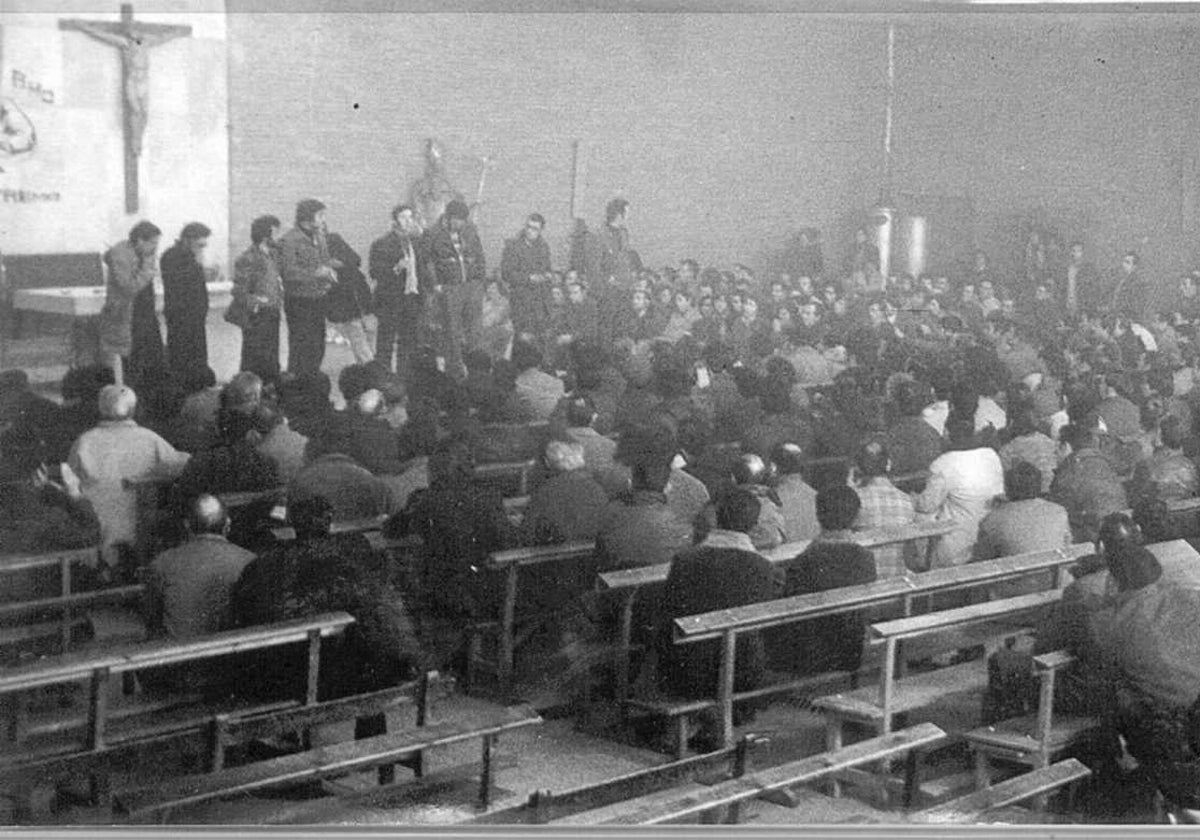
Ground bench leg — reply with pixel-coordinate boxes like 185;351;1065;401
825;718;844;799
902;748;920;809
972;750;990;791
673;715;689;760
477;733;495;810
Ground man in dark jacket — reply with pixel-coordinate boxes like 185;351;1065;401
370;204;432;379
767;485;877;677
657;487;779;748
426;199;485;379
323;232;374;364
160;222;212;383
501;213;553;337
278;199;337;376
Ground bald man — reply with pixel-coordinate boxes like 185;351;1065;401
143;493;255;641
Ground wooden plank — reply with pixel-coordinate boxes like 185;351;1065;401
811;660;989;721
964;715;1100;755
1032;650;1077;672
0;612;355;694
914;759;1091;822
222;685;416;744
488;541;595;570
0;585;144;623
674;545;1088;642
869;591;1060;643
0;547;98;576
581;723;946;826
114;706;542;818
271;517;387;541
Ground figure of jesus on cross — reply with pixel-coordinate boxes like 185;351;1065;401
60;3;191;213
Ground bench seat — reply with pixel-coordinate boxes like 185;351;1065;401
914;758;1091;823
964;714;1101;759
811;659;988;722
114;704;542;821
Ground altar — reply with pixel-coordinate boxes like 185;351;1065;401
4;281;233;369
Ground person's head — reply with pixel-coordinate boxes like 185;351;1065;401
523;213;545;243
894;379;936;418
855;440;891;480
184;493;229;538
179;222;211;259
429;436;475;487
973;250;988;271
1121;251;1139;274
444;199;470;231
979;279;995;300
1181;273;1198;296
631;288;649;313
566;279;586;304
288;494;334;540
679;259;698;284
391;203;420;236
605;197;629;228
565;395;597;429
1159;414;1186;450
221;371;263;414
816;484;862;532
355;388;385;418
251;214;281;247
128;220;162;257
1098;511;1142;558
544;439;586;474
295;198;327;233
1004;462;1042;502
741;295;759;321
630;457;672;493
511;338;543;373
548;283;565;306
1069;240;1084;262
713;294;729;317
732;453;772;487
98;384;137;421
1060;421;1098;453
714;487;762;534
770;442;805;476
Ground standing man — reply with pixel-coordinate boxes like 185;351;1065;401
370;204;430;379
98;220;164;387
161;222;212;383
588;198;635;290
231;215;283;381
1061;240;1099;315
427;199;485;379
278;199;337;376
501;212;553;339
1109;250;1146;322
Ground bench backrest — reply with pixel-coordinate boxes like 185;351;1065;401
489;541;596;570
0;547;99;578
0;611;354;694
0;585;145;625
869;589;1061;644
915;758;1091;823
673;544;1089;643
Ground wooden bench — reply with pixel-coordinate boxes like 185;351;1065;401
114;703;543;822
628;544;1089;757
0;585;146;659
468;541;597;698
963;650;1102;801
811;590;1063;799
912;758;1091;823
551;723;946;825
474;459;538;497
468;732;767;825
0;612;354;814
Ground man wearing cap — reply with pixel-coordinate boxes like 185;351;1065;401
427;199;485;379
278;199;337;376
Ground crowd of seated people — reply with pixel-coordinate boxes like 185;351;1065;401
5;237;1200;812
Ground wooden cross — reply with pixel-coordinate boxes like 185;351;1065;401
60;3;191;213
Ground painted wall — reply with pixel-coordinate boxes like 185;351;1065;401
227;12;888;275
0;4;228;275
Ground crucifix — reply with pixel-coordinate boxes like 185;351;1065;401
59;3;192;213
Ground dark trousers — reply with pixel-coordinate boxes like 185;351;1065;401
376;295;424;380
240;307;281;381
285;296;326;376
439;282;482;379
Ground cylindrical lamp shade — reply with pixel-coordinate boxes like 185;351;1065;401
871;206;894;283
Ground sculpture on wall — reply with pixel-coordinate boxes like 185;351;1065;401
0;98;37;171
59;3;192;212
409;138;463;230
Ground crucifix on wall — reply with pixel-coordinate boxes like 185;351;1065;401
59;3;192;213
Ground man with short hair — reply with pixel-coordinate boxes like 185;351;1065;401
974;463;1072;597
849;440;916;578
99;220;164;386
68;384;191;560
770;443;820;543
657;488;779;748
768;485;877;676
512;339;565;421
501;213;553;337
278;199;338;376
232;215;284;380
523;439;609;546
1129;414;1199;507
1061;240;1099;314
370;203;431;379
594;457;692;572
1049;420;1129;543
144;494;253;640
1109;250;1146;321
161;221;214;382
427;199;486;379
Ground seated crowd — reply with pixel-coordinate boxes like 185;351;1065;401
3;242;1200;813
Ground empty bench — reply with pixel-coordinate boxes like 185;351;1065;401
912;758;1091;823
114;703;543;822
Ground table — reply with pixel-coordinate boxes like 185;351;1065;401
8;282;233;368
